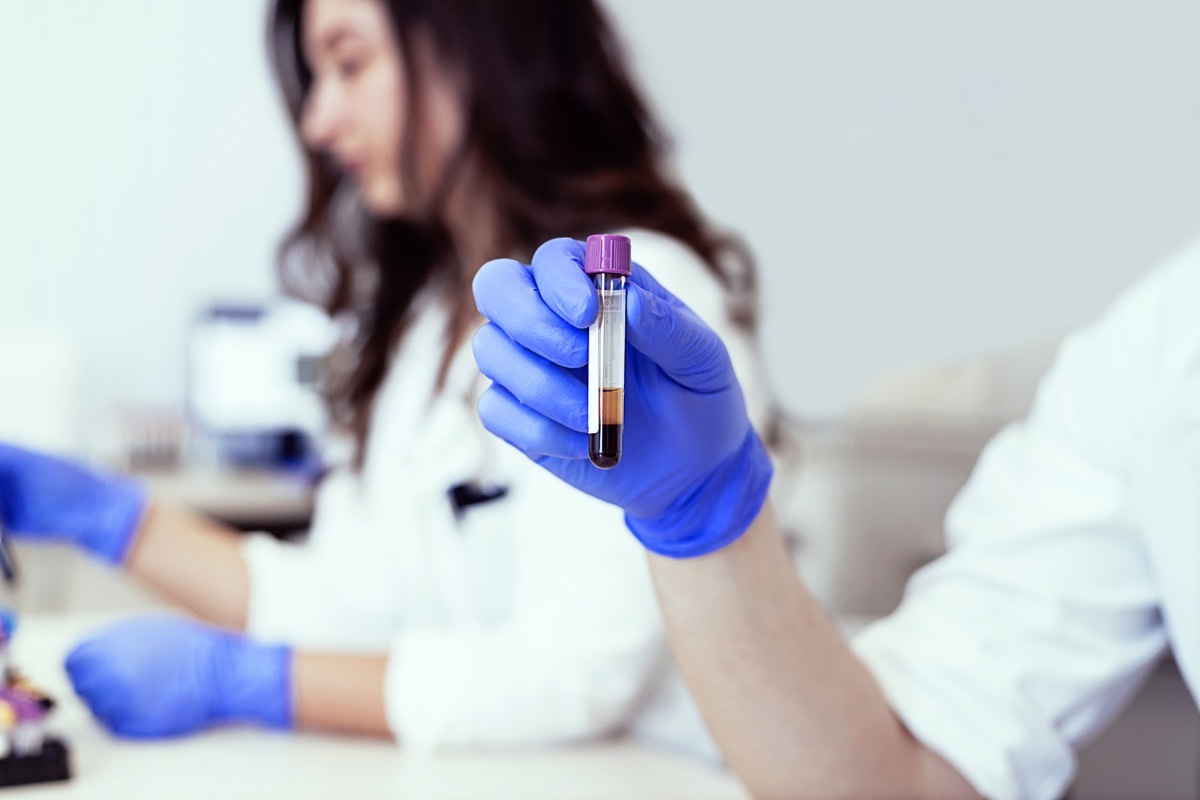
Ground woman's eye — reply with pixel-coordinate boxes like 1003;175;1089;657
337;57;365;79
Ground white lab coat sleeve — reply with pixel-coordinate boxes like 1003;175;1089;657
240;471;408;651
383;453;667;749
241;534;330;645
852;261;1185;800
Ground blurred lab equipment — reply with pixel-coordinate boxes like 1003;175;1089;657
186;300;336;474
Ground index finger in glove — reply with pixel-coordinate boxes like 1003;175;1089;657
473;257;589;369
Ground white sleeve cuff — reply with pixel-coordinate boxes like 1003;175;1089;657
383;625;653;752
383;628;482;752
853;618;1076;800
241;534;326;645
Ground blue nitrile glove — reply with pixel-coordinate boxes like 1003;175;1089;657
0;608;16;639
0;443;146;565
472;238;773;558
65;616;292;738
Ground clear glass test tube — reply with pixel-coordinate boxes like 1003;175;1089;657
585;234;631;469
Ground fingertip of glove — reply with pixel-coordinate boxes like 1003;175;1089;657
532;237;586;266
473;258;527;316
64;640;93;673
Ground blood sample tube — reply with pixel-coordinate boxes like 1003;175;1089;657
584;234;631;469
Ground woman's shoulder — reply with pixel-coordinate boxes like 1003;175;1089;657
619;229;713;290
616;228;773;427
616;228;731;331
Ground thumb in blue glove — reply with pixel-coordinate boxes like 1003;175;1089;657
0;443;146;565
65;616;292;738
472;237;773;558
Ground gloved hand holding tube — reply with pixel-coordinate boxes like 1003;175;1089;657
65;616;292;738
472;237;773;558
0;443;147;565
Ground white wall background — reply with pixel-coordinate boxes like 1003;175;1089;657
0;0;303;450
2;1;1199;451
609;0;1200;414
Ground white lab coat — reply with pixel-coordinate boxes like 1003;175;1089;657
240;229;770;755
854;237;1200;799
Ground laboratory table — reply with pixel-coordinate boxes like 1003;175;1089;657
5;614;749;799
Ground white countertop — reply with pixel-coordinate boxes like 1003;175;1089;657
7;614;749;800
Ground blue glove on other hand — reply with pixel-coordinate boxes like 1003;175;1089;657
0;443;146;565
472;238;773;558
66;616;292;738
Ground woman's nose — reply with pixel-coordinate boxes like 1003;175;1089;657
300;82;340;151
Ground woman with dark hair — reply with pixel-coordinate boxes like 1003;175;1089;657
0;0;770;750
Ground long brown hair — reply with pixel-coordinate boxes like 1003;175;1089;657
268;0;757;463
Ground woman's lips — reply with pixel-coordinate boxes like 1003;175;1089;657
340;158;367;178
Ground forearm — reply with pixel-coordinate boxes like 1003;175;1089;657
292;651;390;737
125;499;250;630
648;506;978;800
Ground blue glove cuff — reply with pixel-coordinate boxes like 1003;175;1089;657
625;431;774;559
84;477;149;566
211;636;294;730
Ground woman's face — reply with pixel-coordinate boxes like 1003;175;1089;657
300;0;463;217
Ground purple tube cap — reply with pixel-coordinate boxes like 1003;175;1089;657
0;690;44;722
584;234;632;277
